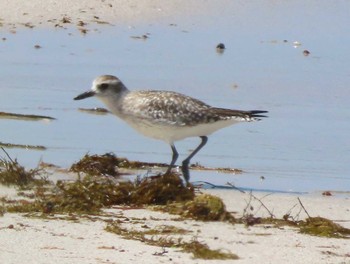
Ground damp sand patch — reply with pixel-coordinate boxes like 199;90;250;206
0;111;55;122
0;142;46;150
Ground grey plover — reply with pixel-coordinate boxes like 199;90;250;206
74;75;267;183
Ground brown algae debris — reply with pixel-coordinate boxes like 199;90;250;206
105;222;238;260
6;173;194;214
5;176;134;214
70;153;168;176
52;171;191;213
130;174;194;205
5;152;230;217
52;176;134;213
71;153;242;176
70;153;123;177
0;149;46;187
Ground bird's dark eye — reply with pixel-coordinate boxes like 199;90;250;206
99;83;109;91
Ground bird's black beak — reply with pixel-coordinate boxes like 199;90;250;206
74;90;96;100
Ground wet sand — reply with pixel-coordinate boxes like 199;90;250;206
0;0;234;30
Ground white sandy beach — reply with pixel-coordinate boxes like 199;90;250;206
1;1;350;263
1;186;349;264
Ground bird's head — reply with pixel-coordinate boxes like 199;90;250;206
74;75;126;100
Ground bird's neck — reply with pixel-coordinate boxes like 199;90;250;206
99;87;129;116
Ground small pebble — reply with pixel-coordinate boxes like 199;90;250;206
216;43;225;54
216;43;225;50
303;50;310;56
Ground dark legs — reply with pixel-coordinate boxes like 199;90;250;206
165;136;208;184
181;136;208;183
165;144;179;175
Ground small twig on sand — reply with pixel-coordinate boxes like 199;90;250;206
297;197;311;218
242;190;254;216
251;192;274;218
241;190;274;218
1;147;15;163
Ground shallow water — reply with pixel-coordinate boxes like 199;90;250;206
1;1;349;193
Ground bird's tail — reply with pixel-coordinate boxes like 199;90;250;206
248;110;268;119
207;108;268;122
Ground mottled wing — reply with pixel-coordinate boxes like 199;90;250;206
123;91;212;126
123;90;268;126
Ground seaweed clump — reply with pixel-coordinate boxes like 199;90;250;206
70;153;122;177
130;174;194;205
51;173;194;213
7;173;195;214
51;176;134;213
161;193;234;222
299;217;350;239
0;150;46;188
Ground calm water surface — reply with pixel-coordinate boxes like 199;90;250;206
1;1;349;193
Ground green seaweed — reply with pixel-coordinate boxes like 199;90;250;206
106;222;238;260
182;239;238;260
299;217;350;239
160;194;235;222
